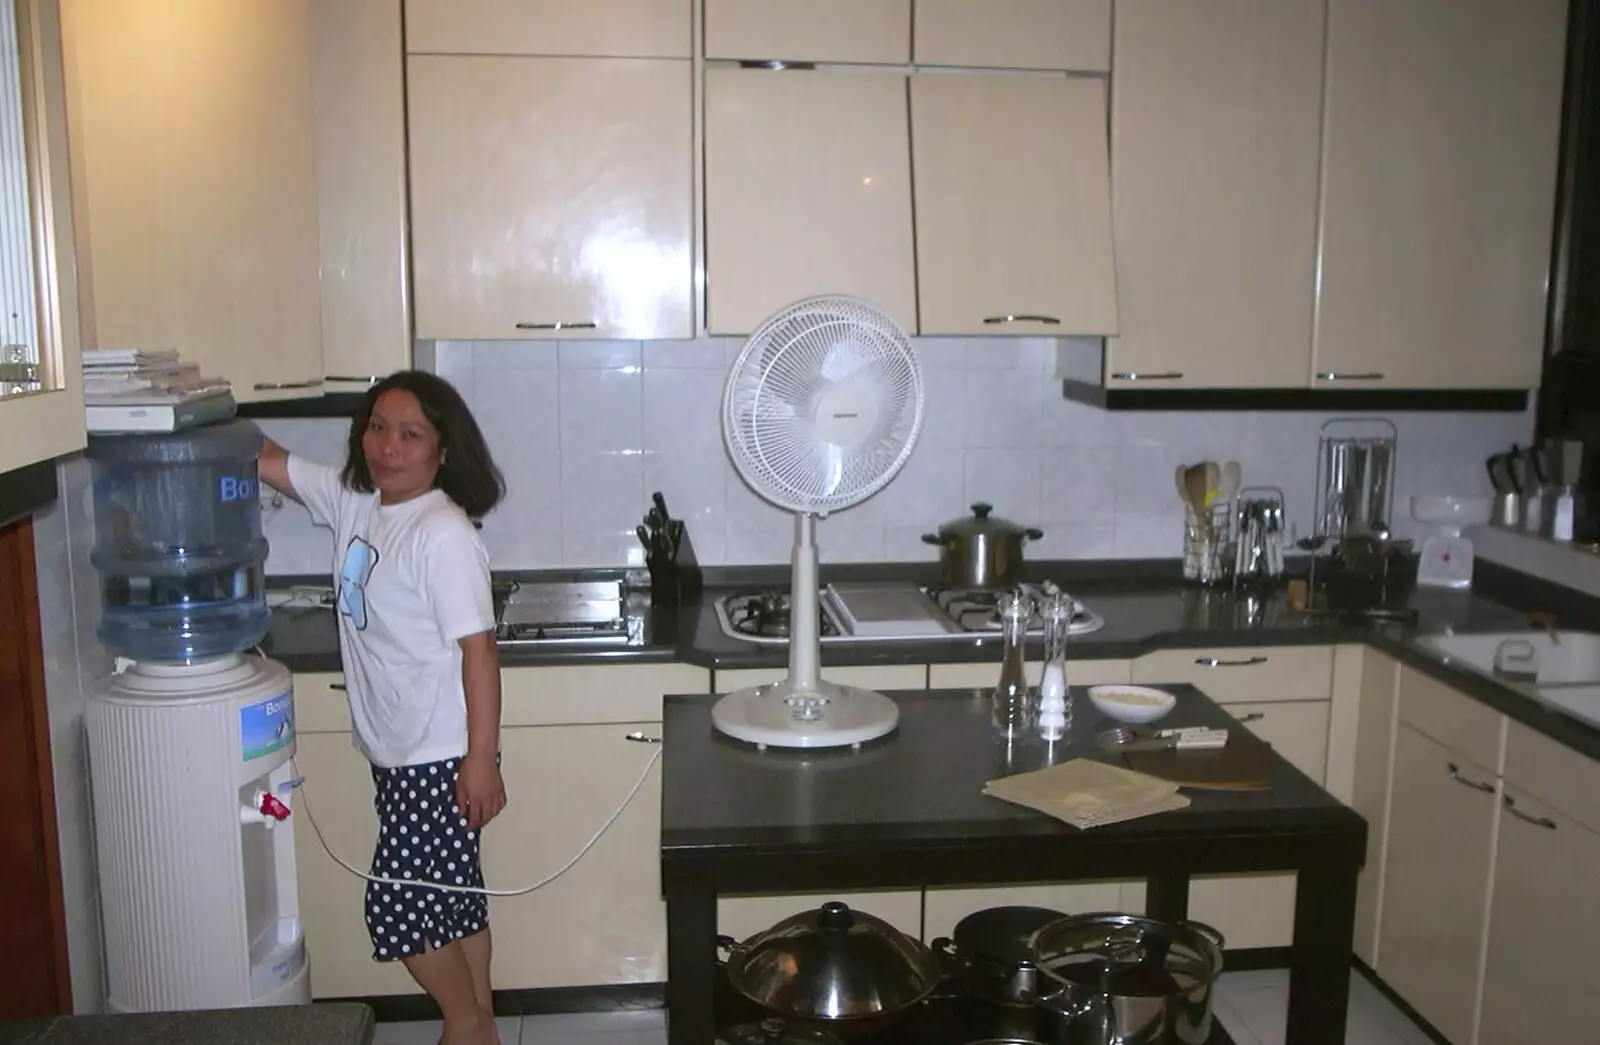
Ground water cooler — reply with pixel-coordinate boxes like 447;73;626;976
83;420;311;1012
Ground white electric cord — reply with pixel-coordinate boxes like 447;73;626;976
288;736;662;897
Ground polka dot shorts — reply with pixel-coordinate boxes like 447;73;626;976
365;757;488;962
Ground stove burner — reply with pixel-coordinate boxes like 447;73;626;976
927;584;1098;634
725;592;838;639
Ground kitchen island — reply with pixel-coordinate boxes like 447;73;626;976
660;685;1366;1045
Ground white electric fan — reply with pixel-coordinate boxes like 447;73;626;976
712;295;925;749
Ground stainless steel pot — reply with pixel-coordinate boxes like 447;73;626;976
718;902;943;1029
932;905;1066;1007
1026;913;1226;1045
922;503;1044;589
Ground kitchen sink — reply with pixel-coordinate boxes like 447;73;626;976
1416;630;1600;686
1533;684;1600;729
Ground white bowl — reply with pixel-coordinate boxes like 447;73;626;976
1087;685;1177;725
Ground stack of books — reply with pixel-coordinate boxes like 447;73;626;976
82;349;236;433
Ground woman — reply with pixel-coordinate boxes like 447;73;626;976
258;371;507;1045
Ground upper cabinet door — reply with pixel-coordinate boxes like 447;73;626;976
705;0;910;64
311;0;411;390
404;0;690;58
913;0;1110;72
63;0;324;402
1313;0;1568;390
407;57;693;341
911;73;1118;336
1107;0;1324;389
705;69;916;335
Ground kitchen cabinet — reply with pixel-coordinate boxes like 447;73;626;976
927;659;1130;689
406;56;693;342
1105;0;1323;390
910;73;1117;337
291;663;708;996
61;0;324;403
310;0;410;391
1377;667;1507;1045
912;0;1110;72
1478;720;1600;1045
1312;0;1568;390
0;0;86;476
705;0;910;65
1350;649;1400;968
404;0;690;59
1130;645;1334;704
704;68;916;335
714;664;926;694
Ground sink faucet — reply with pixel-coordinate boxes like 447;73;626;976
1529;612;1562;646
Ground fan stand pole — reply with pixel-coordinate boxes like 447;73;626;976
788;512;820;695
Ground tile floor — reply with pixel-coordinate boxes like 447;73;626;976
369;969;1434;1045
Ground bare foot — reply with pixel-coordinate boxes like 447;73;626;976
440;1008;499;1045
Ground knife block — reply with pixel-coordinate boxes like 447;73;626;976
647;520;702;609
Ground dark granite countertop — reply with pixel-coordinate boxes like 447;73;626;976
264;558;1600;766
0;1005;374;1045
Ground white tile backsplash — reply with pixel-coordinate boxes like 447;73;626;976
259;338;1536;572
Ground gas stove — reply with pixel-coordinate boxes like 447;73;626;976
715;581;1104;645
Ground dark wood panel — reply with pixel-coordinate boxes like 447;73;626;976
0;516;73;1017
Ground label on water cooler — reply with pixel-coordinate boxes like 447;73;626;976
240;689;294;762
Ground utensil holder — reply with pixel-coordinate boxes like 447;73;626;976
1183;502;1232;586
1232;486;1287;589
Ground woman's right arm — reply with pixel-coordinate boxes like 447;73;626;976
258;435;301;502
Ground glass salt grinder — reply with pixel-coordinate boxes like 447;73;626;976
991;591;1035;739
1038;592;1073;741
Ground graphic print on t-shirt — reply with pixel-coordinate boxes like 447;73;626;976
338;535;379;630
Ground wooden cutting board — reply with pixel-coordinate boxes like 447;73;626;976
1121;727;1276;791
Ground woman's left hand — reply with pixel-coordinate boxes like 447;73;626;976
456;752;507;829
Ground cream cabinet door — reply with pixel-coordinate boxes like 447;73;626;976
715;664;926;693
706;0;910;64
910;73;1117;337
1186;699;1330;950
913;0;1110;72
404;0;690;59
407;56;693;342
1351;650;1399;968
1107;0;1322;389
1312;0;1567;390
311;0;410;390
705;68;916;335
292;733;416;998
1478;786;1600;1045
63;0;324;402
1376;723;1498;1045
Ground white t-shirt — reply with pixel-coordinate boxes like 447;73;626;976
287;455;495;768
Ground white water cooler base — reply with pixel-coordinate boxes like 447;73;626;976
90;654;312;1011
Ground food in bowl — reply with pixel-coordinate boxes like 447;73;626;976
1087;684;1177;724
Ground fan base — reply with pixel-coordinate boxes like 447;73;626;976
710;678;900;750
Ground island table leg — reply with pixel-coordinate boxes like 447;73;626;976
665;889;718;1045
1145;871;1191;923
1288;865;1357;1045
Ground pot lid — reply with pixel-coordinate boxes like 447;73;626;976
715;1019;844;1045
951;905;1068;966
935;503;1030;539
727;902;939;1019
1028;914;1224;999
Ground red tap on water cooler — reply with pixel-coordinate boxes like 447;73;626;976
241;789;291;825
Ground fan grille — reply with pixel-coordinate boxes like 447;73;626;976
723;296;923;515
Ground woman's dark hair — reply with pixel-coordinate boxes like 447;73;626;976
342;370;505;519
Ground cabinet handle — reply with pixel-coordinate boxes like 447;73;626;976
1111;372;1185;381
1447;762;1495;793
325;375;381;386
983;314;1060;326
253;379;325;391
625;731;662;744
1315;372;1385;382
330;683;346;691
1503;795;1557;830
515;321;597;331
1235;711;1266;723
1194;656;1268;667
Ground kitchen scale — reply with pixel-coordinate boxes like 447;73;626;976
1412;495;1494;589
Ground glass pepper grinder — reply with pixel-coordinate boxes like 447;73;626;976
1038;592;1074;741
991;590;1036;739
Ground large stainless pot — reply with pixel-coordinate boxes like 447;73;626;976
718;902;943;1032
1026;913;1226;1045
922;503;1043;589
932;905;1066;1007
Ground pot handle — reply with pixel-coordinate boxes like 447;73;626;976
715;934;741;967
926;937;969;1001
921;533;947;546
1024;528;1044;541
